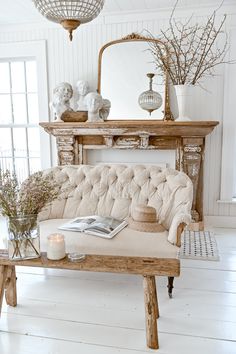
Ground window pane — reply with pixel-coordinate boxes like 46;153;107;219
0;128;12;156
0;57;43;180
14;158;28;183
0;95;12;124
12;94;27;123
13;128;27;157
11;62;25;93
0;63;10;93
28;127;40;157
0;157;13;172
29;158;41;174
26;61;37;93
28;93;39;123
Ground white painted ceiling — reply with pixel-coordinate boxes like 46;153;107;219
0;0;230;25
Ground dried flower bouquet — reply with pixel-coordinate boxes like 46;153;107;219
0;170;60;259
0;170;60;217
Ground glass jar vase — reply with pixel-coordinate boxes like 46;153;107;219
7;214;40;260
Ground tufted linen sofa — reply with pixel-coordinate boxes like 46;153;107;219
39;164;193;246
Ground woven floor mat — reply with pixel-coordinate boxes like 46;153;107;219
178;230;220;261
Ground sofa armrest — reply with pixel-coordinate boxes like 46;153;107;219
176;222;186;247
167;213;191;246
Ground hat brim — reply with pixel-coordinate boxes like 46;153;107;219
128;218;166;233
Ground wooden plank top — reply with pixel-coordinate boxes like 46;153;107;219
40;120;219;137
0;250;180;276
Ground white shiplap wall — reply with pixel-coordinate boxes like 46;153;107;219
0;4;236;221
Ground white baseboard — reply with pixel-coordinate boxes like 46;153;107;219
205;215;236;228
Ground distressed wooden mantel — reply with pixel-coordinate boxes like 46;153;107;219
40;120;219;222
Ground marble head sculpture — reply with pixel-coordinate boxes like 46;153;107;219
76;80;90;111
85;92;104;122
50;82;73;122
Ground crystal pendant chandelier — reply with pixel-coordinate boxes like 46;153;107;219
138;73;163;116
32;0;105;41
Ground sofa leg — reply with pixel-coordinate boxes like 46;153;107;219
143;275;159;349
167;277;174;298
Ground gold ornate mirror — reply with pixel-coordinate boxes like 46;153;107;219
97;33;172;121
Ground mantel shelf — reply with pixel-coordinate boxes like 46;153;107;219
40;120;219;137
40;119;219;223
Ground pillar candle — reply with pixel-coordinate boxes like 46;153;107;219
47;233;66;260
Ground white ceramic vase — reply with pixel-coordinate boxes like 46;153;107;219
174;84;194;121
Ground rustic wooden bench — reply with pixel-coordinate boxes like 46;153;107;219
0;250;180;350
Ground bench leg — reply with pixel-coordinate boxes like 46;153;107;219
0;265;8;316
151;276;159;318
5;266;17;307
143;275;159;349
0;265;17;316
167;277;174;298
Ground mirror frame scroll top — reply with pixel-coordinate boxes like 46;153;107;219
97;33;173;121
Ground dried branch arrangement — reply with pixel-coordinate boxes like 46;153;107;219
0;170;60;217
148;1;229;85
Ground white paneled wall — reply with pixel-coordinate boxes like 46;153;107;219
0;4;236;221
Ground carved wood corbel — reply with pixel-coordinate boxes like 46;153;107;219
56;135;76;165
104;135;114;148
140;134;150;149
182;138;204;222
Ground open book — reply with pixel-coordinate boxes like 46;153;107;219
58;215;128;239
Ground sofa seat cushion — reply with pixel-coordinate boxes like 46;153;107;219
40;219;179;259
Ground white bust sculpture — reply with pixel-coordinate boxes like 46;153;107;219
85;92;104;122
50;82;73;122
99;98;111;121
76;80;90;111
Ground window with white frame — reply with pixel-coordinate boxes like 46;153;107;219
0;59;40;181
0;41;51;182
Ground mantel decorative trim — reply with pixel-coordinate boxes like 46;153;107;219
40;120;219;223
122;32;151;40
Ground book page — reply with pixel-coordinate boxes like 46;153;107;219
59;215;128;238
59;216;96;231
85;217;122;234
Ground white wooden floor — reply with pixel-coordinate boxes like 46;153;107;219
1;227;236;354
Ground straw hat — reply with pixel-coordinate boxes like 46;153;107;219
129;204;165;233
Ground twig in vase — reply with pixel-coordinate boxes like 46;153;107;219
24;232;40;256
11;239;23;259
146;0;234;85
